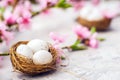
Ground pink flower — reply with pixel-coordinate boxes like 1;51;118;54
17;17;31;31
0;0;8;7
41;9;51;15
54;45;64;63
38;0;58;10
13;5;23;15
1;30;14;45
74;25;91;39
49;32;66;63
102;10;119;19
0;23;14;45
24;1;32;11
49;32;66;45
89;33;98;48
4;13;17;25
22;10;32;18
67;0;86;10
92;0;100;6
48;0;58;4
0;0;14;7
7;0;14;3
13;4;31;17
74;25;99;48
38;0;48;10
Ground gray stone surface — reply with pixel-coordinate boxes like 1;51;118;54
0;1;120;80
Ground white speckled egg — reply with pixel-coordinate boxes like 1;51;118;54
16;44;33;59
33;50;53;65
27;39;49;53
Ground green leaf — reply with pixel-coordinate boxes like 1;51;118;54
0;53;9;56
62;3;72;8
55;0;72;9
31;11;40;17
73;39;81;46
70;39;85;51
59;0;65;3
90;27;96;34
61;56;66;60
0;7;5;14
30;0;37;4
97;37;105;41
70;45;87;51
0;38;3;43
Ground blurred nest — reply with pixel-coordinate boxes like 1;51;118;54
9;41;58;75
77;17;112;31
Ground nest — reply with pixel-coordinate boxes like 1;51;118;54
9;41;58;75
77;17;112;31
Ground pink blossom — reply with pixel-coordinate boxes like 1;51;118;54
49;0;58;3
0;0;8;7
24;1;32;11
0;23;14;45
4;13;16;25
0;0;14;7
6;0;14;3
13;5;23;15
22;10;32;18
38;0;48;10
13;4;31;17
1;30;14;45
89;33;98;48
67;0;86;10
11;4;32;32
49;32;65;63
74;25;99;48
74;1;86;10
89;38;98;48
54;45;64;63
41;9;51;15
38;0;58;10
17;17;31;31
92;0;100;6
102;10;119;19
74;25;91;39
49;32;66;45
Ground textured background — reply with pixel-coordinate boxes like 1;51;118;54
0;1;120;80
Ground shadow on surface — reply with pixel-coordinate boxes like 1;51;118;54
17;70;56;79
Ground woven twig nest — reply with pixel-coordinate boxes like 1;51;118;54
77;17;112;31
9;41;58;75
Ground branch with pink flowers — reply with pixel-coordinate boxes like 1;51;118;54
0;0;73;45
0;0;119;56
0;0;80;56
2;0;117;48
0;24;105;57
49;25;105;51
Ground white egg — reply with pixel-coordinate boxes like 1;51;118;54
87;9;104;21
27;39;49;52
79;5;94;19
16;44;33;59
79;5;104;21
33;50;53;65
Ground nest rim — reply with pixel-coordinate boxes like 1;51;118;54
77;17;112;31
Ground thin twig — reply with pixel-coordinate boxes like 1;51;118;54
0;53;9;56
